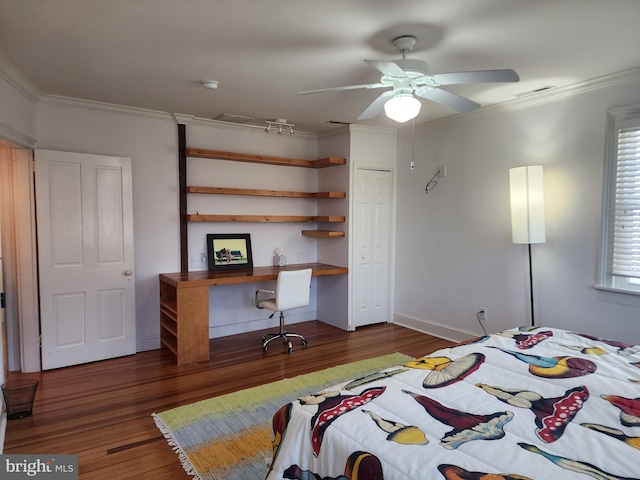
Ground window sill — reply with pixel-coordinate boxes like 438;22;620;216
593;285;640;307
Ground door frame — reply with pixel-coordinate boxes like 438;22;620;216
0;142;40;372
349;162;397;330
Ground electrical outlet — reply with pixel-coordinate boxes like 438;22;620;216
478;307;487;322
190;253;208;270
410;161;415;170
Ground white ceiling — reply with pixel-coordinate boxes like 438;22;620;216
1;0;639;133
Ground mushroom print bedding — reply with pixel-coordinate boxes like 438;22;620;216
266;327;640;480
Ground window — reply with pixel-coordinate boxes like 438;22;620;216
599;105;640;294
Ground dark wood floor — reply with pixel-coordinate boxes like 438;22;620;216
3;321;454;479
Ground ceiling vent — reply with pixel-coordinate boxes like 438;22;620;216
213;113;254;124
514;86;555;98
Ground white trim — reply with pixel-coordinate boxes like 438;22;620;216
38;97;322;138
188;115;317;139
598;104;640;289
39;95;175;123
173;113;195;125
136;335;161;353
0;120;36;148
594;285;640;297
393;314;479;343
0;47;41;104
422;67;640;128
594;285;640;308
211;310;316;339
316;124;351;140
349;125;398;138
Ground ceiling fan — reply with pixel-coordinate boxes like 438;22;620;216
298;35;520;123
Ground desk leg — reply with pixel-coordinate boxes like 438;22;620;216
176;286;210;365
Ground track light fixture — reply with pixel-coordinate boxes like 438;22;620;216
265;119;295;135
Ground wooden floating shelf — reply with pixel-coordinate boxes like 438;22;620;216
186;148;346;168
186;214;345;223
301;230;346;238
186;186;346;198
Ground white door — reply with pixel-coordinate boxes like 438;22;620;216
352;168;392;328
35;149;135;370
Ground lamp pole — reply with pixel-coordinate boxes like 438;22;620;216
528;243;535;327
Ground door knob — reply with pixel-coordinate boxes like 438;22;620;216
124;270;133;276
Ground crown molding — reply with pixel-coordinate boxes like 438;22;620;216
349;124;397;138
173;113;194;125
498;66;640;113
34;94;319;139
0;48;41;104
313;124;351;140
185;115;316;139
0;120;37;148
422;66;640;128
39;94;176;123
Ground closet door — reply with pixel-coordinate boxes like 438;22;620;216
352;167;392;328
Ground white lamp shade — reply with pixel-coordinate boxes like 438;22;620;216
384;94;421;123
509;165;546;244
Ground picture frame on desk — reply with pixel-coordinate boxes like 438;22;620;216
207;233;254;271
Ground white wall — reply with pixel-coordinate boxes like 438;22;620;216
316;127;351;329
394;70;640;344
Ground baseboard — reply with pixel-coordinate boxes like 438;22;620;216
393;314;479;343
136;335;161;353
136;311;318;353
210;311;316;338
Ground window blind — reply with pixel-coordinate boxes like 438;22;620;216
612;125;640;277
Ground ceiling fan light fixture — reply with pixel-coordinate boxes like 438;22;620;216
384;93;421;123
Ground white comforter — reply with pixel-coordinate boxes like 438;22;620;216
266;327;640;480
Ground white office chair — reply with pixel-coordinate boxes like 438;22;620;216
255;268;312;353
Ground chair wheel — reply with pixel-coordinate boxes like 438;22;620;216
263;345;268;352
301;339;308;346
287;341;293;354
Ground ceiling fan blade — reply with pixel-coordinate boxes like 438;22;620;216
430;69;519;85
364;59;407;78
297;83;386;94
357;90;396;120
415;87;481;113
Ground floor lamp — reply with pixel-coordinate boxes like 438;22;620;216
509;166;546;327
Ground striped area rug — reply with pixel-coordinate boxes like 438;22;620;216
152;353;412;480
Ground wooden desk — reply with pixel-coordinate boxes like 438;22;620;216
159;263;348;365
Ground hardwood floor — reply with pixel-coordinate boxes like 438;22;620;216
3;321;454;479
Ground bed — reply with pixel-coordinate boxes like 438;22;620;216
266;327;640;480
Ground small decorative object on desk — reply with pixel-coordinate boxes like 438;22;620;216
273;246;286;267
